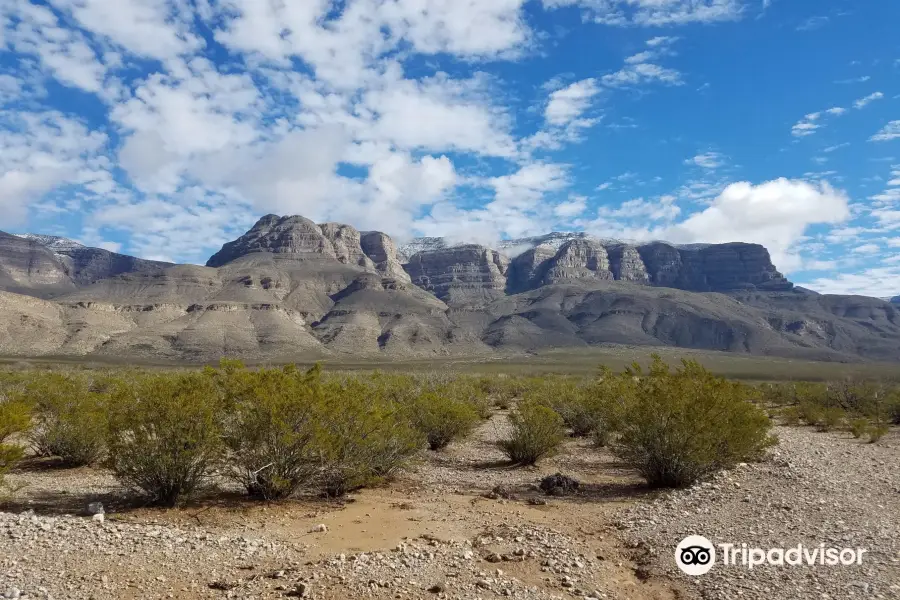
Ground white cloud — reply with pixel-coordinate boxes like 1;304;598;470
852;243;881;254
791;107;848;137
801;268;900;298
665;179;849;271
823;142;849;153
553;195;588;218
796;15;828;31
685;152;725;170
585;179;849;272
7;1;107;94
545;79;600;126
792;113;821;137
835;76;870;84
602;63;683;87
0;110;110;227
541;0;743;26
870;121;900;142
48;0;204;61
854;92;884;109
361;73;517;157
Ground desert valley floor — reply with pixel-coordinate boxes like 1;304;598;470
2;410;898;600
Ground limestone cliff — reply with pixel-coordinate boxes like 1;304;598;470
403;244;508;304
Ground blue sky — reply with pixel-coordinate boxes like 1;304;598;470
0;0;899;296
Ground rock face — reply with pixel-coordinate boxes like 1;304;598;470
607;244;650;283
505;238;788;294
206;215;409;282
638;242;793;292
0;231;76;297
403;245;509;304
360;231;412;283
319;223;375;269
207;215;338;267
539;240;615;286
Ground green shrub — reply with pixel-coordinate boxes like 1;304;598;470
407;392;480;451
868;425;889;444
0;398;31;488
817;407;845;432
887;392;900;425
106;373;224;507
315;379;422;497
780;406;801;426
220;365;323;500
799;401;824;426
25;374;108;466
611;356;775;489
499;401;566;465
536;380;599;437
849;418;869;439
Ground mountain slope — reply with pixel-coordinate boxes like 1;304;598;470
0;215;897;362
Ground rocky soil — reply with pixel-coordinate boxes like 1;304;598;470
1;417;897;600
619;426;900;599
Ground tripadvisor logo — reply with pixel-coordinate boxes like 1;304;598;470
675;536;867;575
675;536;716;575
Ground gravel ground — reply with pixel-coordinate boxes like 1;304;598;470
1;417;897;600
618;425;900;599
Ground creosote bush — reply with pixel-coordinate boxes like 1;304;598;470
407;392;480;451
849;418;870;439
315;378;422;497
218;364;324;500
106;372;224;507
25;373;108;467
0;397;31;489
499;400;566;465
611;356;775;489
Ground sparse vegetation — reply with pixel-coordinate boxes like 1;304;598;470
0;396;30;490
106;372;224;507
0;356;894;504
406;391;480;451
849;418;870;439
219;364;324;500
610;356;776;489
24;373;108;467
499;400;566;465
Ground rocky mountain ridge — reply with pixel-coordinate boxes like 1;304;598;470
0;231;171;297
0;215;896;362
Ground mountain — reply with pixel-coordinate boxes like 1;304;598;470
0;215;897;362
1;231;172;294
892;296;900;304
0;231;77;298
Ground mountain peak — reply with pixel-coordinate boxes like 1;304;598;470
15;233;85;252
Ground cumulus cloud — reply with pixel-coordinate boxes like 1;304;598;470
662;179;850;270
582;179;850;273
544;79;599;126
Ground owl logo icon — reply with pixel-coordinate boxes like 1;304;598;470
675;535;716;575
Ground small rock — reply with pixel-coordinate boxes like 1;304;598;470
287;582;309;597
309;524;327;533
92;513;105;523
85;502;105;516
